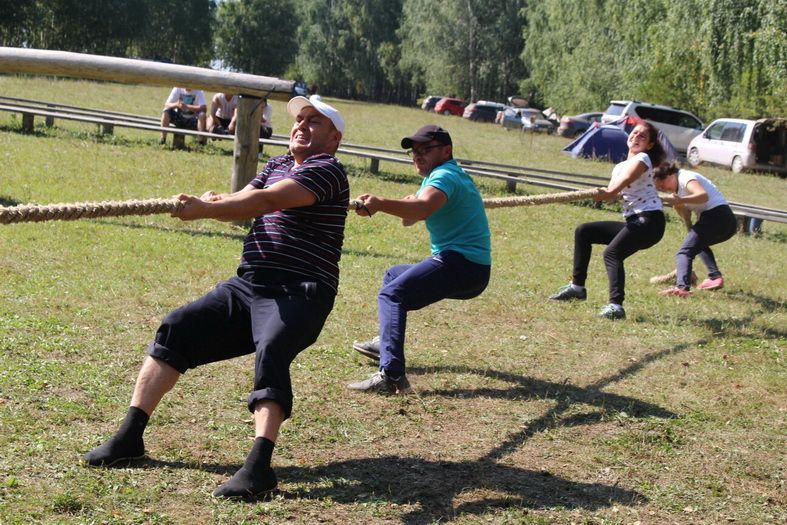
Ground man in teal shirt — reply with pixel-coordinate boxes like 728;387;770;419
348;125;491;394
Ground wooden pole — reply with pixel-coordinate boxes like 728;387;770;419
232;96;263;192
21;112;34;132
231;96;263;227
0;47;295;101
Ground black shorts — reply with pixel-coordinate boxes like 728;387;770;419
147;271;335;418
165;108;198;130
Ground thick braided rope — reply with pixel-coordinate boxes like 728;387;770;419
481;187;604;209
349;187;605;211
2;188;604;224
0;198;184;224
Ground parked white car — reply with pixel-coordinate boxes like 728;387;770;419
602;100;704;153
687;118;787;174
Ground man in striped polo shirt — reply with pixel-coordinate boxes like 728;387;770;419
83;95;348;501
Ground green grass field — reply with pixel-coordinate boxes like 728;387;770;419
0;76;784;525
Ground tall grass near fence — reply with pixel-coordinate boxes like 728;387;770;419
0;76;785;524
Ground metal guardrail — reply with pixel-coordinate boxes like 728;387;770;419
1;97;785;225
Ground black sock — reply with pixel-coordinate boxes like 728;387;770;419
116;406;150;443
243;437;275;472
83;407;148;466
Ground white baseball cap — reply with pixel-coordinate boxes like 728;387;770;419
287;95;345;134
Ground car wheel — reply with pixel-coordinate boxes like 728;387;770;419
687;147;701;167
731;156;744;173
442;110;451;116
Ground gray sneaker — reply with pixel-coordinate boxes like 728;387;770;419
597;304;626;320
352;336;380;362
549;284;587;301
347;370;412;395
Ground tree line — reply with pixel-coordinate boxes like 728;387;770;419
1;0;784;121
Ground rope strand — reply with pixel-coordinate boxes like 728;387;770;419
1;188;604;224
0;198;183;224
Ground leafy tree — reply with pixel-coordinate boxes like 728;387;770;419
0;0;37;47
215;0;299;76
134;0;216;65
400;0;525;103
522;0;785;119
294;0;406;102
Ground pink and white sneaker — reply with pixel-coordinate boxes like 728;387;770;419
697;277;724;290
660;287;693;298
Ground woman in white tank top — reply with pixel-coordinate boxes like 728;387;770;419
653;162;737;296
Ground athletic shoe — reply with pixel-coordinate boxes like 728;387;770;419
83;436;145;467
352;336;380;362
697;277;724;290
660;287;693;298
347;370;412;395
549;284;587;301
213;466;278;501
596;304;626;320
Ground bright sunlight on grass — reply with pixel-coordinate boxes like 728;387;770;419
0;76;784;525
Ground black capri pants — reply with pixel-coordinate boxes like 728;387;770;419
572;210;665;305
147;271;335;419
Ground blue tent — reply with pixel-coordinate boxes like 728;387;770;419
563;116;677;163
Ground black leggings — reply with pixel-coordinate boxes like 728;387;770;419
572;211;665;304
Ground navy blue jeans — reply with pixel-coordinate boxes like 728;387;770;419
377;251;490;377
676;205;736;289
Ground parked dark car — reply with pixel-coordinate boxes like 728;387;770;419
557;112;603;138
462;101;505;122
434;97;467;116
421;95;442;111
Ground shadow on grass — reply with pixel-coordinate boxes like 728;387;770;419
276;455;643;523
133;455;642;523
0;195;21;206
680;290;786;340
122;344;694;522
412;342;689;463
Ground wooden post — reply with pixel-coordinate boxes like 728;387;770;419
22;112;34;132
369;158;380;174
45;104;54;127
101;123;114;135
172;133;186;150
506;180;517;193
231;95;263;226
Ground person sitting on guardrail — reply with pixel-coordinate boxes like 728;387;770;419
348;125;492;394
653;162;736;296
207;92;237;135
549;121;667;320
84;95;348;502
160;87;207;144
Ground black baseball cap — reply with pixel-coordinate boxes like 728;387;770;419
401;125;452;149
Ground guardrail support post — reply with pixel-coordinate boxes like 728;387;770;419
736;215;751;234
22;112;34;132
45;104;54;127
369;158;379;174
172;133;186;149
101;123;114;135
506;180;517;192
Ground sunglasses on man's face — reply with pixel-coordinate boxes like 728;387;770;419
406;143;444;157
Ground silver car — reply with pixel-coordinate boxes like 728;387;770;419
602;100;704;153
